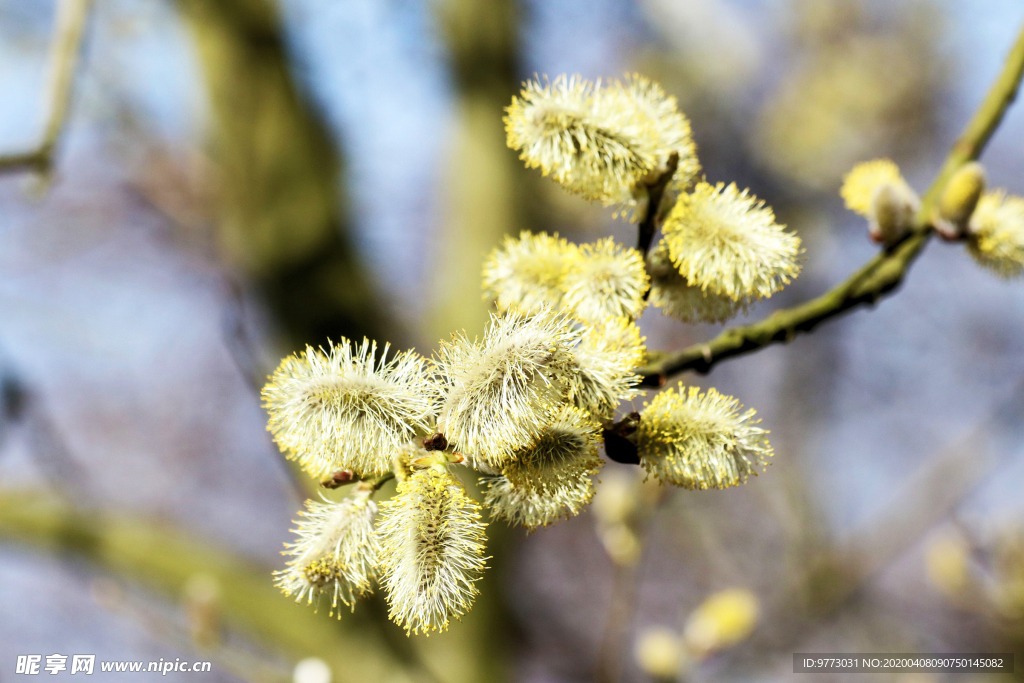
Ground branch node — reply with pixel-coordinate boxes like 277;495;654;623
701;345;712;363
602;412;642;465
320;469;356;489
422;432;448;451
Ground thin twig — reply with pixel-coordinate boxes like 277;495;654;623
0;0;93;175
636;154;679;258
371;471;395;491
214;275;318;503
639;20;1024;386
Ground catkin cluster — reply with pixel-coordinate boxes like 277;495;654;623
265;305;644;633
505;73;804;323
265;73;793;635
841;157;1024;277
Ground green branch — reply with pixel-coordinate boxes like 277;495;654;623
639;18;1024;386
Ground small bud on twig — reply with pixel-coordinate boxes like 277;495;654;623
422;432;448;451
869;182;919;246
935;162;986;239
319;469;356;489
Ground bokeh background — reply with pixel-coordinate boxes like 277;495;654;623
1;0;1024;681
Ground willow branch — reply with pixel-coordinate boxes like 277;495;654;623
0;0;92;175
639;20;1024;386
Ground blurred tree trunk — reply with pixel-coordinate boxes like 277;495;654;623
427;0;526;340
172;2;521;680
176;0;385;349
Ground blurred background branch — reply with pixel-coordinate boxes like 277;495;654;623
0;0;92;176
0;490;437;683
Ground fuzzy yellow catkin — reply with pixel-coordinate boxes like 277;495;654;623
938;162;986;230
661;182;802;301
839;159;921;244
482;231;576;313
274;491;379;616
505;75;652;204
434;308;581;468
608;74;699;180
482;404;603;530
647;241;748;324
967;190;1024;277
870;181;918;246
637;384;772;490
262;339;437;477
376;466;488;635
561;237;649;323
564;316;645;422
603;74;702;218
504;74;699;219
